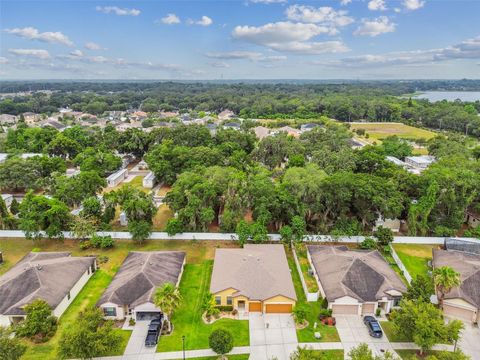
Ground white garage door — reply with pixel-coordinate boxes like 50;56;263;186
443;304;476;323
332;304;359;315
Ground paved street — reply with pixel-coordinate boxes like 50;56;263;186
249;313;299;360
123;321;156;356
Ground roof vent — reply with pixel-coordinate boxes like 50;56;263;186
36;264;43;270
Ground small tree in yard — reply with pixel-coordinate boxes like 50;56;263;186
433;266;461;309
209;329;233;359
403;274;435;303
292;305;308;326
0;326;26;360
348;343;398;360
374;226;394;247
15;299;57;343
154;283;182;333
280;225;293;248
391;300;463;355
236;219;250;247
202;293;220;320
291;215;306;243
58;307;122;360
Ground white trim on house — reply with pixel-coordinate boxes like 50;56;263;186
106;169;128;188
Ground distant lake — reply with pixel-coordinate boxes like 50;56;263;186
413;91;480;102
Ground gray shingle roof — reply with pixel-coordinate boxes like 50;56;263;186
432;249;480;308
445;238;480;255
210;244;297;301
0;252;95;315
97;251;185;307
307;246;407;302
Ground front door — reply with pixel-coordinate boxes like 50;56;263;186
238;301;246;311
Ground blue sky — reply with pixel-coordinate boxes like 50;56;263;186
0;0;479;79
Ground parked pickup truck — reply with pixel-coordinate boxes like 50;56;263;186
145;317;163;347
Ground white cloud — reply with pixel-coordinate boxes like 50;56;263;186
89;55;109;63
368;0;387;11
70;49;83;57
210;61;230;68
354;16;396;37
403;0;425;10
232;21;349;54
95;6;140;16
285;5;354;28
85;42;104;50
4;27;73;46
205;51;262;60
8;48;51;59
259;55;287;62
160;13;180;25
249;0;287;3
191;16;213;26
0;57;8;64
326;36;480;68
340;0;352;5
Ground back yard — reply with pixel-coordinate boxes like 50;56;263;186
392;244;439;279
350;122;436;143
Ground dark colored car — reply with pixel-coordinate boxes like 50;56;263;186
363;316;383;338
145;319;162;347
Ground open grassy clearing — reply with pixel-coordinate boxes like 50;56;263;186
173;355;250;360
285;248;340;343
294;244;319;292
350;123;436;142
396;350;445;359
0;238;242;358
392;244;439;279
157;261;249;352
102;175;150;194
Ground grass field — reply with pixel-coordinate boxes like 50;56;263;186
157;261;249;352
0;238;241;359
396;350;445;359
102;175;150;194
392;244;439;279
286;248;340;343
380;321;410;342
350;123;436;142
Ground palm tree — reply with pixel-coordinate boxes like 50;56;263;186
433;266;461;309
154;282;182;333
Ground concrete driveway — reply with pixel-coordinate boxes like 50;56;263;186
249;313;298;360
336;315;396;359
459;323;480;360
123;320;156;357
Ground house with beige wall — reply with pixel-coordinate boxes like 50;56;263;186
307;246;406;316
432;249;480;323
97;251;185;321
0;252;96;327
210;244;296;314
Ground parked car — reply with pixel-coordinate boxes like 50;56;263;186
145;318;162;347
363;316;383;338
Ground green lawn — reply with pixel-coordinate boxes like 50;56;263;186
21;270;131;360
380;321;410;342
392;244;438;279
299;349;344;360
157;261;249;352
350;123;436;143
294;244;319;292
286;248;340;343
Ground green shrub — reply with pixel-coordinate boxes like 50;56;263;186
90;235;115;249
79;240;91;250
209;329;233;356
216;305;234;312
360;237;377;249
318;308;332;319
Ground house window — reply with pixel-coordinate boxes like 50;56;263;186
226;297;233;306
67;291;71;300
393;297;401;307
215;296;221;306
103;307;117;317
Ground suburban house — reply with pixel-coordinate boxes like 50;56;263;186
143;171;156;188
307;246;407;315
0;252;96;326
445;238;480;256
273;126;301;138
106;168;128;188
218;109;235;121
22;112;40;125
210;244;297;313
97;251;186;321
222;122;241;131
465;209;480;228
253;126;270;140
405;155;436;170
0;114;18;125
432;249;480;323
